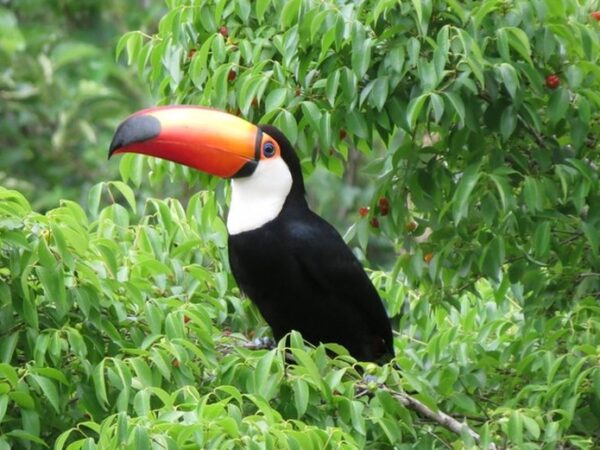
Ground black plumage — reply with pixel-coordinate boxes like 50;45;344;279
228;126;394;362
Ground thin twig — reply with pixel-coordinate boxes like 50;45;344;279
517;116;547;149
357;382;499;450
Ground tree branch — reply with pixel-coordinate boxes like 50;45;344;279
358;382;499;450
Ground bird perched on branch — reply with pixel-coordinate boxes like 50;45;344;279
109;105;394;362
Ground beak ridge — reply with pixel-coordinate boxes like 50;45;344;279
108;115;161;158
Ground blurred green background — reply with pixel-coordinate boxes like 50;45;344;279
1;0;389;262
1;0;160;210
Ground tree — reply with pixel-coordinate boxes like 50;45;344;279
1;0;599;448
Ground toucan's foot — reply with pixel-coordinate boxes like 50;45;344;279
363;374;378;384
244;336;276;350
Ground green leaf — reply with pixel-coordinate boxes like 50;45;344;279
29;375;60;413
500;105;517;141
253;350;277;399
443;91;465;126
9;391;34;409
370;77;389;111
406;94;429;129
488;172;513;211
351;28;372;79
6;430;46;446
125;32;143;66
54;429;75;450
473;0;502;28
300;101;321;132
238;75;261;116
133;425;150;450
87;182;104;218
256;0;271;21
523;177;544;212
0;396;8;426
293;379;309;418
480;237;505;280
522;415;541;439
67;327;88;359
452;163;481;223
212;35;227;65
92;360;108;408
119;154;144;188
0;8;24;54
108;181;136;214
214;0;227;24
582;222;600;256
497;63;519;98
309;10;328;42
0;365;17;390
37;237;56;269
116;31;135;60
593;369;600;399
133;390;150;417
29;367;69;386
265;88;287;114
506;27;533;65
290;348;328;399
234;0;251;22
533;222;551;258
548;87;570;125
275;110;298;144
347;111;368;139
508;411;524;444
325;70;340;107
429;93;444;123
319;111;332;151
280;0;301;28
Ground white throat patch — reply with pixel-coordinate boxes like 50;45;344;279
227;158;292;235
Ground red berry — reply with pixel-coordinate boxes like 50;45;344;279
545;74;560;90
591;11;600;21
228;69;237;82
369;217;380;228
339;129;347;140
423;252;433;263
219;26;229;37
378;197;390;216
405;221;417;232
359;206;369;217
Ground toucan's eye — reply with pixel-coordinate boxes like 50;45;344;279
263;142;276;158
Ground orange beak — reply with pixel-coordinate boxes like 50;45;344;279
108;105;279;178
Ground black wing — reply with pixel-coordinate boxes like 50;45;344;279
283;210;394;361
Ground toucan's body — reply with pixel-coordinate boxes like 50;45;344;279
109;106;394;362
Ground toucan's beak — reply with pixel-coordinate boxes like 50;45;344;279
108;105;278;178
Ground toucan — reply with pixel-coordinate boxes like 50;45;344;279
109;106;394;362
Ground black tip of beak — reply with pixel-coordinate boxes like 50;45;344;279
108;115;162;159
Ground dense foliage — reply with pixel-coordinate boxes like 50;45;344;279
1;0;600;448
